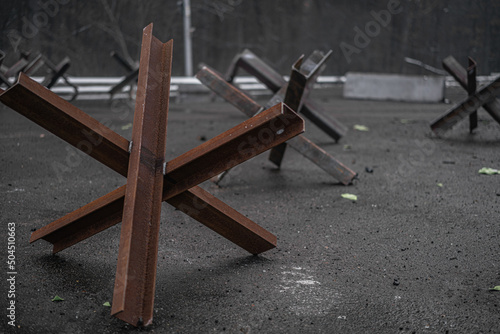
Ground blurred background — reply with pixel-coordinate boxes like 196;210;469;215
1;0;499;77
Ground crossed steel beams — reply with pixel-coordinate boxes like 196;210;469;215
225;49;348;142
0;25;305;327
430;56;500;135
197;60;356;185
0;51;78;100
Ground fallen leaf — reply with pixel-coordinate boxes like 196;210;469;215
103;301;111;307
479;167;500;175
437;183;443;187
489;286;500;291
343;144;351;150
52;295;64;302
353;124;369;131
400;119;413;124
121;123;133;130
341;193;358;201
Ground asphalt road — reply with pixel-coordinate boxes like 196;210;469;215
1;86;499;333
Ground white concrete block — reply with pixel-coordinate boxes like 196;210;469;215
343;72;445;103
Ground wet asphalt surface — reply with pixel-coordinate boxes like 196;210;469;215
1;86;500;333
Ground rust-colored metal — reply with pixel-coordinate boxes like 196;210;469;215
109;51;139;97
109;68;139;96
443;56;478;132
288;135;355;184
163;103;304;196
28;101;302;254
111;25;172;326
466;57;478;133
32;186;127;254
268;52;329;167
23;54;44;76
430;76;500;135
225;49;347;141
198;65;262;117
196;65;356;185
168;186;277;255
439;56;500;133
268;56;306;167
0;73;130;174
226;49;284;91
1;24;306;328
1;74;298;254
442;56;469;91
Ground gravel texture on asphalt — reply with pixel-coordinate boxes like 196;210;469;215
1;86;499;333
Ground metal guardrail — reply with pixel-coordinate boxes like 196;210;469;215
3;74;498;101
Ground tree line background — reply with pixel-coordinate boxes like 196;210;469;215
1;0;499;77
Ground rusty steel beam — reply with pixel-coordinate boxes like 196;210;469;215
225;49;347;141
30;105;304;254
109;68;139;96
28;101;302;254
196;65;356;185
108;50;140;97
442;56;469;91
168;185;277;255
300;50;330;78
267;56;307;167
284;56;308;113
163;102;304;197
225;48;284;92
430;76;500;135
442;56;500;129
1;24;307;329
466;58;477;94
197;65;262;117
23;54;44;76
443;56;478;132
111;25;172;326
0;73;130;174
467;57;478;133
1;68;303;258
31;186;127;253
24;94;304;254
300;99;347;142
287;136;356;185
268;52;328;167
